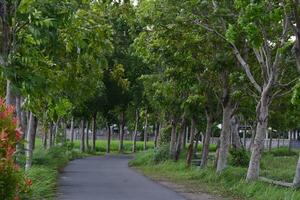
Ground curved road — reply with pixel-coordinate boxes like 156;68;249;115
57;155;186;200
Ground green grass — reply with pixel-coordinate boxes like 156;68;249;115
130;148;300;200
24;144;90;200
73;139;155;153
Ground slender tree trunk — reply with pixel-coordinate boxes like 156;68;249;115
70;117;75;143
107;124;111;153
80;119;85;152
119;111;125;153
246;95;270;181
217;104;233;172
269;130;273;151
15;95;22;127
154;123;160;148
86;120;90;150
21;99;27;135
32;117;38;150
144;112;148;150
170;118;177;159
193;132;200;156
231;115;242;149
49;122;54;148
25;112;36;170
201;114;213;168
175;117;186;161
92;114;97;152
53;119;59;145
43;125;48;149
186;118;196;167
132;109;139;152
293;155;300;187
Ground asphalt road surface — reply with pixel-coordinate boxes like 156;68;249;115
57;155;187;200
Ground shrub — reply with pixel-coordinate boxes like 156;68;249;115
129;150;156;167
229;148;250;167
159;126;171;145
153;145;170;164
0;99;31;200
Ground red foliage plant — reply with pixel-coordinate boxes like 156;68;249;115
0;99;31;200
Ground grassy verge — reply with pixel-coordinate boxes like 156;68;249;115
23;145;90;199
129;147;300;200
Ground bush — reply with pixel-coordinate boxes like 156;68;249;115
129;150;156;167
153;145;170;164
0;99;31;200
229;148;250;167
159;126;171;145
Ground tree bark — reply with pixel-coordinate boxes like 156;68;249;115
107;124;111;153
86;120;90;150
119;111;125;152
32;117;38;150
80;119;85;152
144;111;148;150
25;112;36;170
186;118;196;167
154;123;160;148
269;130;272;151
170;117;177;159
293;155;300;187
201;114;213;168
43;125;48;149
217;104;233;172
246;95;270;181
230;115;242;149
132;109;139;152
49;122;54;148
70;117;75;142
92;114;97;152
175;117;186;161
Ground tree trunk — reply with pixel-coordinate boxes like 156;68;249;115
154;123;160;148
170;118;177;159
193;132;200;156
61;119;67;145
25;112;36;170
92;114;97;152
80;119;85;152
269;130;272;151
43;125;48;149
230;115;242;149
246;95;270;181
217;104;232;172
21;100;28;135
144;112;148;150
293;155;300;187
32;117;38;150
132;109;139;152
86;120;90;150
107;124;111;153
53;119;59;145
201;114;213;168
70;117;75;142
175;117;186;161
49;122;54;148
186;118;196;167
119;111;125;153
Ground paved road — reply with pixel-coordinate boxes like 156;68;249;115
57;155;186;200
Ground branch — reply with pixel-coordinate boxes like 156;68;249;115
232;44;262;93
195;21;262;93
